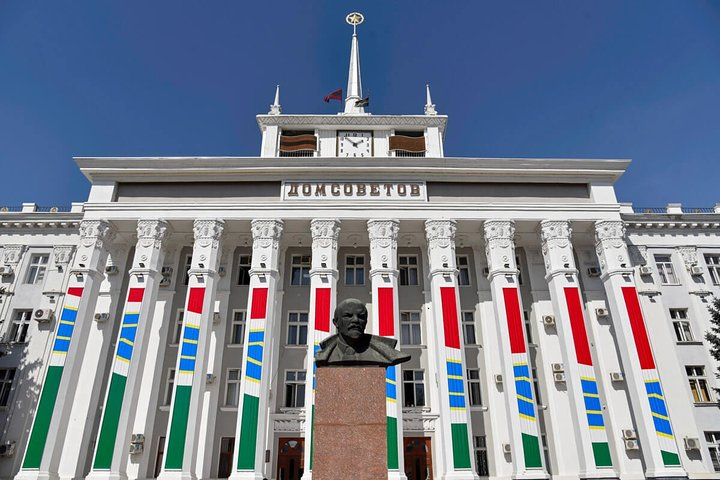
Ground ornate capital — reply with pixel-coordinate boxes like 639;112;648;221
79;220;116;250
539;220;572;249
193;219;225;249
594;221;625;247
251;219;283;249
2;245;25;266
676;246;699;268
137;219;171;250
311;219;341;250
52;246;75;267
482;219;515;253
424;219;456;252
367;219;399;249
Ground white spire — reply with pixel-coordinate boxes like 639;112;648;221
268;85;281;115
424;84;437;115
344;12;365;114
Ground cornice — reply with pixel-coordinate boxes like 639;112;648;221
255;114;448;132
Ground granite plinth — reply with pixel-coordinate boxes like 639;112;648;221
312;366;387;480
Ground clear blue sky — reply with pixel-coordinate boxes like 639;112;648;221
1;1;719;208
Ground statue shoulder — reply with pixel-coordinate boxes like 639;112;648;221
370;335;398;350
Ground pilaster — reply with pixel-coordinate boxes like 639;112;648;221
483;220;547;479
593;221;685;479
159;219;224;480
19;220;116;480
539;220;616;478
231;219;284;480
424;220;478;480
368;219;407;480
301;219;340;480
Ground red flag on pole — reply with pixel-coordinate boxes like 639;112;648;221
323;89;342;103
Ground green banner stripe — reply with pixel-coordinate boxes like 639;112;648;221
661;450;681;466
308;404;315;469
450;423;471;469
387;416;399;470
165;385;192;470
237;394;260;470
591;442;612;468
93;373;128;469
23;365;64;469
521;433;542;468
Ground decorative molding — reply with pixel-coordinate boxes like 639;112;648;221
273;416;305;433
594;220;627;272
539;220;572;252
136;219;171;250
257;114;447;131
402;414;437;432
676;246;699;268
193;219;225;248
250;219;283;250
2;245;25;266
311;219;341;250
424;219;456;252
52;246;75;267
483;220;515;249
79;220;116;250
367;219;399;249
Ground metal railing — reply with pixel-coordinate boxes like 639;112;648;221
279;150;315;158
634;207;667;214
682;207;714;214
37;206;71;213
395;151;426;157
0;206;22;212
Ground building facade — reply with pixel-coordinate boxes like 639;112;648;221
1;17;720;480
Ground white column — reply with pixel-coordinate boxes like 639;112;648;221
18;220;116;480
231;219;283;480
594;221;685;479
539;220;616;477
159;219;224;480
424;220;478;480
483;220;547;479
368;219;407;480
301;219;340;480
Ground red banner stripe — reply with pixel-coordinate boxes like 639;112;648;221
315;288;331;333
564;287;593;366
622;286;656;370
250;288;269;320
440;287;461;349
187;287;205;314
378;287;395;337
127;287;145;303
503;288;526;354
67;287;84;298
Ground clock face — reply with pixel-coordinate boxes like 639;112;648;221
338;131;372;157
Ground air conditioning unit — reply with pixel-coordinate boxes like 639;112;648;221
94;313;109;323
542;315;556;327
0;266;13;277
206;373;216;384
551;363;564;373
684;437;701;450
159;276;171;287
34;309;53;322
610;372;625;382
218;266;227;277
213;312;221;324
105;265;119;275
161;266;174;276
587;267;602;277
131;433;145;444
494;374;503;385
638;265;653;275
622;429;637;440
595;308;609;318
690;266;703;276
502;443;512;454
553;372;566;383
483;267;490;276
0;441;15;457
129;443;143;455
624;439;639;450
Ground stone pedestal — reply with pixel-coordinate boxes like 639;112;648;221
313;366;387;480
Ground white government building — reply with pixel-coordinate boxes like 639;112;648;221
1;13;720;480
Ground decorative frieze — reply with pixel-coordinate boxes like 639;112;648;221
2;245;26;266
676;246;699;269
52;246;74;267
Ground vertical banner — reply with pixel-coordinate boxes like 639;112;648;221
378;287;400;469
307;287;332;469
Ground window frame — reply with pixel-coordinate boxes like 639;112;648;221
24;253;49;285
398;255;419;286
462;311;477;345
183;253;193;286
400;311;422;346
402;369;426;408
237;254;251;286
474;435;489;477
163;368;175;406
705;254;720;286
654;254;679;285
467;369;482;407
229;310;246;346
224;368;242;407
456;255;471;286
670;309;694;343
706;431;720;472
284;370;307;408
344;254;366;286
686;366;713;404
170;309;184;346
290;254;311;286
286;311;309;346
8;309;32;343
0;368;15;408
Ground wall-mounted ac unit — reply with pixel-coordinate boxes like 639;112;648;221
624;439;639;450
683;437;701;450
690;266;703;276
94;313;109;323
0;266;13;277
213;312;221;324
34;309;53;322
105;265;119;275
542;315;556;327
622;429;637;440
595;308;609;318
502;443;511;454
218;266;227;277
610;372;625;382
494;374;503;385
553;372;566;383
587;267;601;277
0;441;15;457
639;265;653;275
551;363;564;373
206;373;216;384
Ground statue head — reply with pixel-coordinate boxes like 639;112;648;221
333;298;368;347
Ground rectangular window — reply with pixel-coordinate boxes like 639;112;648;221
400;311;422;345
655;254;678;284
183;254;193;286
154;436;165;478
706;431;720;472
171;310;184;345
686;366;712;403
474;436;489;476
457;255;470;286
25;254;49;284
290;255;311;286
217;437;235;478
230;310;246;345
399;255;419;286
284;370;306;408
224;369;241;407
467;369;482;406
670;309;694;342
462;311;477;345
706;255;720;286
237;255;251;285
163;368;175;406
287;312;308;345
532;367;541;405
9;310;32;343
403;370;426;407
345;255;365;285
0;369;15;407
524;310;533;344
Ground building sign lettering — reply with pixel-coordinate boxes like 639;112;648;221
282;181;426;201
